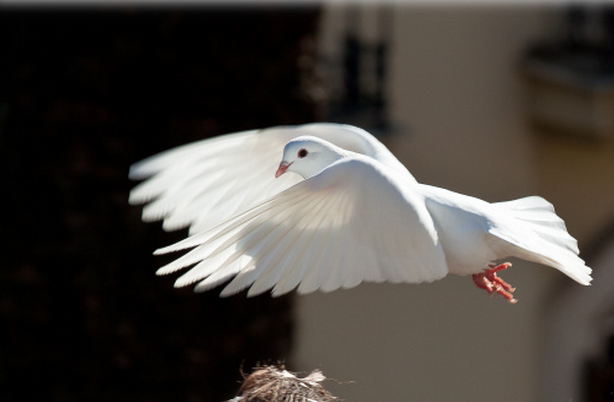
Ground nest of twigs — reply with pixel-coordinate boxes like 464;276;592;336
231;365;337;402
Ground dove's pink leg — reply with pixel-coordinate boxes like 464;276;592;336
472;263;517;304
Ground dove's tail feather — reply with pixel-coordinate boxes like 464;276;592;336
492;196;592;286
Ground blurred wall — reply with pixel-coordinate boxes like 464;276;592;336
293;5;614;402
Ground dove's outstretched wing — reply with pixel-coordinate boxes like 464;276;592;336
129;127;301;234
154;157;448;297
129;123;413;235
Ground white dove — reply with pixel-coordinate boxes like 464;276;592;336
129;123;592;303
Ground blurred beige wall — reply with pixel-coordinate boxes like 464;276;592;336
292;5;614;402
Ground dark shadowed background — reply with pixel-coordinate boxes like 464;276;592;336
1;7;321;402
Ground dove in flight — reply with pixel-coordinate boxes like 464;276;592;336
129;123;592;303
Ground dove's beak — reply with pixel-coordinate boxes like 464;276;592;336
275;161;291;178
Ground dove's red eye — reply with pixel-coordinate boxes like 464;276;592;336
298;149;308;158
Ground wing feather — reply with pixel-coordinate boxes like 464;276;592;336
246;194;332;297
173;185;327;290
155;188;306;278
272;198;334;296
130;128;300;233
318;193;355;293
129;130;258;180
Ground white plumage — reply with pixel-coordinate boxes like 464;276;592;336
129;123;592;301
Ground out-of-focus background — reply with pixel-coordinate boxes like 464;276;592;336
3;3;614;402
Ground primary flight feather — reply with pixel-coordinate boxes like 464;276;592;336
130;123;592;302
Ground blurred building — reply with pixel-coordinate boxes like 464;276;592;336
292;4;614;402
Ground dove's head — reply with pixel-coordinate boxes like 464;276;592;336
276;136;347;179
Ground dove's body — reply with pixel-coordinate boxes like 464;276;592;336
420;184;585;282
130;123;592;299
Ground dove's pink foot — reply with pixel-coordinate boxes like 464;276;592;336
472;263;517;304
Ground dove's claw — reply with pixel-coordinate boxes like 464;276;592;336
472;263;517;304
